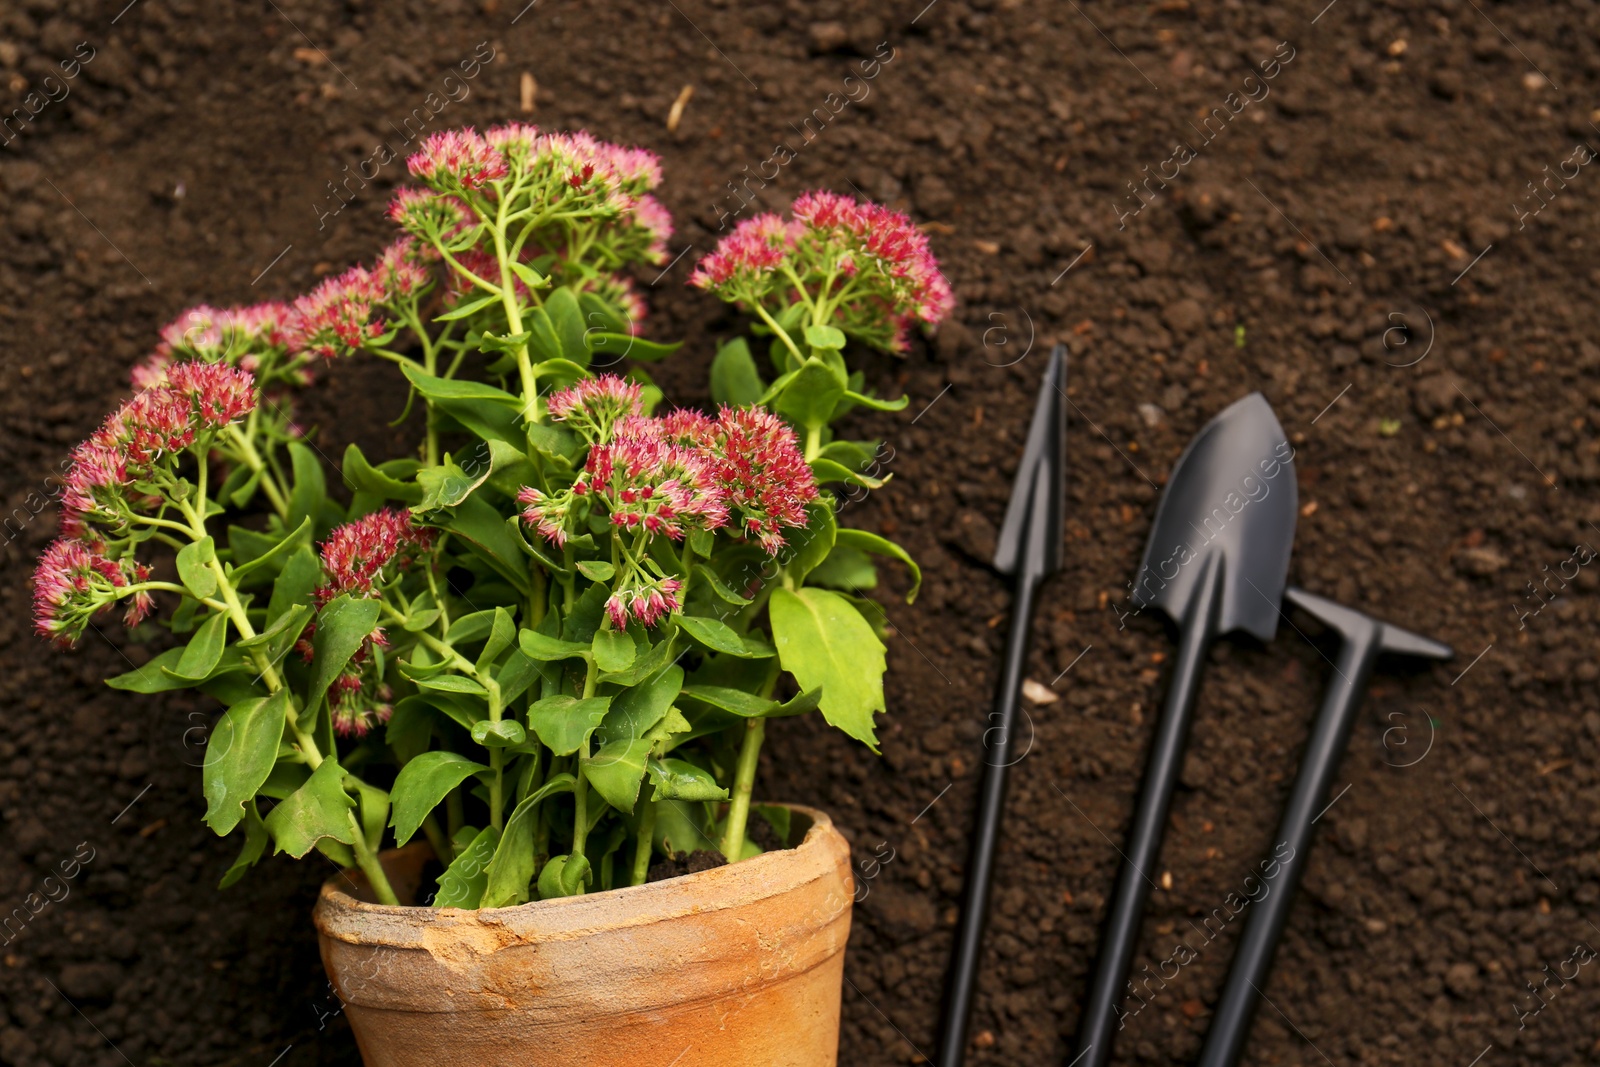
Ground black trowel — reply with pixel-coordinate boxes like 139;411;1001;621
1070;393;1299;1067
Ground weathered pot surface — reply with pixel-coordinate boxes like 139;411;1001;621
314;804;853;1067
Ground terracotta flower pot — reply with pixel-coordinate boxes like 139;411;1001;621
313;804;853;1066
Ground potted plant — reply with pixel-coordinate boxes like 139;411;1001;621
30;125;951;1065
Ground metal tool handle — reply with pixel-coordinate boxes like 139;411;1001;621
938;572;1041;1066
1069;557;1222;1067
1196;635;1378;1066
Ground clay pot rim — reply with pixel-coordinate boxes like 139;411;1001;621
315;802;848;947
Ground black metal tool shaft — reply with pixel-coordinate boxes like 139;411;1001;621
938;345;1066;1066
1195;587;1450;1067
1072;556;1221;1067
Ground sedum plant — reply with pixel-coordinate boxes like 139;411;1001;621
31;125;951;908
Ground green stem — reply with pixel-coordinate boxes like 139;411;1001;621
750;300;804;364
489;749;505;833
174;499;403;905
720;717;766;862
225;424;289;520
349;833;401;906
632;801;656;886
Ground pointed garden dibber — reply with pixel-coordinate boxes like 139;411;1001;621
938;343;1066;1067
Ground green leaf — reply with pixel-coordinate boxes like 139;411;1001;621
589;333;682;362
804;323;847;351
523;304;565;363
305;596;382;725
678;684;777;718
495;649;539;706
109;647;197;693
591;628;636;674
510;260;547;291
434;292;499;321
537;852;592;898
342;443;423;505
218;800;270;889
835;528;922;602
267;546;320;625
415;454;494;511
817;439;878;471
401;365;525;447
202;689;291;836
286;442;328;534
229;517;314;588
176;537;217;599
768;587;885;750
701;568;754;606
597;634;674;687
386;699;435;765
470;719;527;748
545;286;590;366
483;774;575;907
808;544;879;592
234;603;313;674
415;674;490;698
433;825;500;908
172;612;229;680
576;559;615;582
263;757;358;859
586;738;653;813
842;389;910;412
389;752;488;847
676;614;770;659
648;757;729;803
445;608;499;646
710;337;765;407
775;357;847;430
774;687;824;718
438;494;533;595
601;664;683;743
518;629;591;662
527;695;611;756
578;290;626;335
477;607;518;672
810;458;887;489
783;500;836;585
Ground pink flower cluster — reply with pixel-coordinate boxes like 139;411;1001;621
132;302;294;388
406;125;664;202
31;539;152;647
520;376;818;629
406;128;509;190
605;575;682;631
286;265;388;360
690;190;954;352
702;407;819;553
688;215;800;290
315;508;435;607
545;375;645;440
578;432;728;540
62;362;258;536
330;674;395;738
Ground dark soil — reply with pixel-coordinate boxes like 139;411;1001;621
2;2;1598;1065
647;849;728;885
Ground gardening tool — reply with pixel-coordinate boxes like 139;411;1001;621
937;344;1066;1067
1071;393;1297;1067
1195;586;1451;1067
